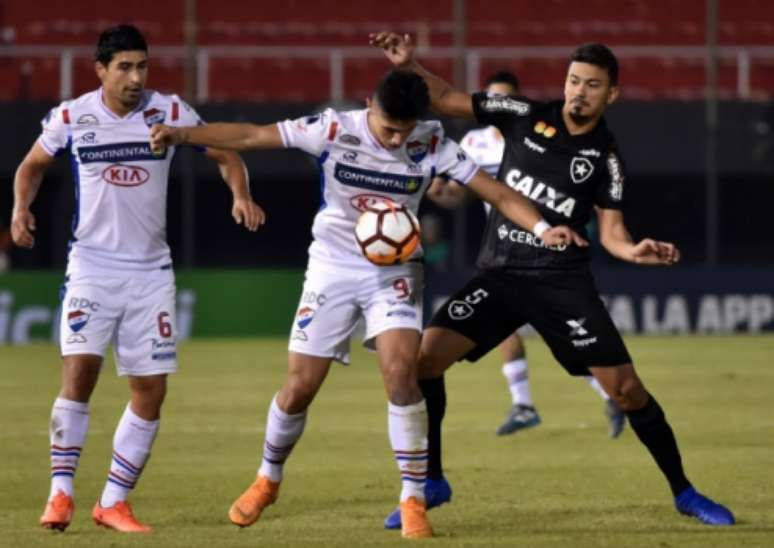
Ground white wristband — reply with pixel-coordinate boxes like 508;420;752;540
532;220;552;238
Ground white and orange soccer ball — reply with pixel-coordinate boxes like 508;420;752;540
355;200;421;266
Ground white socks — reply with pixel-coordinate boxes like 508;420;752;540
258;396;307;482
585;376;611;401
99;404;159;508
388;401;428;503
502;359;533;407
48;397;90;499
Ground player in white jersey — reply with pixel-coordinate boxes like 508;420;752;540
425;72;626;441
11;25;263;533
151;69;586;539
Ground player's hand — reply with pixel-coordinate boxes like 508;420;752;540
542;226;589;248
11;208;36;248
150;123;184;149
232;197;266;232
368;32;415;67
630;238;681;265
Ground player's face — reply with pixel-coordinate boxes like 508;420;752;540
563;62;618;122
367;101;418;149
486;82;517;96
96;50;148;109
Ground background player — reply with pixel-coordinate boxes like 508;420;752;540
426;70;625;439
11;25;263;533
151;69;586;539
371;32;735;528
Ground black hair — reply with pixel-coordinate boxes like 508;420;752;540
95;25;148;66
375;70;430;121
484;70;520;91
569;43;619;86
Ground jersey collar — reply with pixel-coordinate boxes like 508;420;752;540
98;88;151;120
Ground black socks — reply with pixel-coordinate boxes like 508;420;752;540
418;376;446;480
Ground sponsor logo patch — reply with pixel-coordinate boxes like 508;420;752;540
567;318;589;337
480;97;530;116
523;137;545;154
291;329;308;341
339;133;361;146
349;193;393;212
296;307;315;329
102;164;150;187
78;131;97;144
607;153;624;201
151;351;177;361
343;150;358;163
579;148;601;157
76;114;99;126
386;309;417;319
570;157;594;184
78;142;167;163
334;163;421;194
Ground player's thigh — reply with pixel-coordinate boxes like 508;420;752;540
526;271;632;376
361;263;423;348
426;271;525;366
288;266;362;364
418;327;477;379
60;274;124;360
114;274;178;377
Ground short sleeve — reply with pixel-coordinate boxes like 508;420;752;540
277;109;334;157
173;97;205;127
38;104;71;157
471;92;533;133
595;143;626;210
435;136;479;186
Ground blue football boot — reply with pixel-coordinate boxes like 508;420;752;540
675;486;735;525
383;476;452;530
496;404;541;436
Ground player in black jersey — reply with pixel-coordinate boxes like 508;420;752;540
371;32;735;528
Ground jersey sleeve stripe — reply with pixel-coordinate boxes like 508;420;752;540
327;121;338;141
171;102;179;121
62;109;70;124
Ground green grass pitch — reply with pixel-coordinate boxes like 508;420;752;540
1;336;773;547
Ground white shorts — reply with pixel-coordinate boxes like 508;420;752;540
60;270;178;376
288;260;423;364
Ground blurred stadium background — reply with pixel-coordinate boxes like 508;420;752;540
1;2;773;546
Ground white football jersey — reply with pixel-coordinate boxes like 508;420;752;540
460;126;505;214
278;108;479;268
38;88;204;274
460;126;504;178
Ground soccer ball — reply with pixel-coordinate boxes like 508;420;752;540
355;200;420;266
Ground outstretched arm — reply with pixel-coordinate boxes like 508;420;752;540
204;148;265;231
369;32;475;120
151;122;284;151
12;142;55;248
466;170;588;248
425;176;469;209
596;207;680;265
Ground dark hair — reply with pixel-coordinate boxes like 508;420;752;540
484;70;520;92
95;25;148;66
569;43;619;86
375;70;430;121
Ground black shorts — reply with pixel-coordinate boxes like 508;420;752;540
428;268;632;376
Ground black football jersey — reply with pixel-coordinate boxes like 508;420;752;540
471;93;626;271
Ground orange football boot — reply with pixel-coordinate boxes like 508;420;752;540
92;501;152;533
400;496;433;539
40;490;74;531
228;475;280;527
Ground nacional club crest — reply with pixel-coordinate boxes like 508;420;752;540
296;307;316;329
68;310;90;332
570;157;594;184
406;140;428;163
142;108;166;128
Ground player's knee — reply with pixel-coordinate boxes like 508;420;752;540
610;376;648;411
281;377;318;413
416;348;448;379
